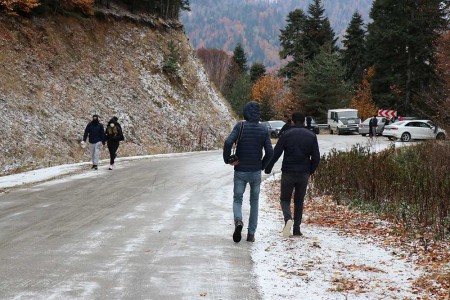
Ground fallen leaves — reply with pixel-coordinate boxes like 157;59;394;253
341;263;386;273
264;179;450;299
328;276;369;293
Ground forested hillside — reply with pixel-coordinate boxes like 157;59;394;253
181;0;373;68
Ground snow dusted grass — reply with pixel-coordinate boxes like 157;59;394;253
254;175;425;300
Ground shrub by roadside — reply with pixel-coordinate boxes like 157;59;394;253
312;141;450;240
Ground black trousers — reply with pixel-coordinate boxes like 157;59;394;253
107;141;120;165
280;172;310;229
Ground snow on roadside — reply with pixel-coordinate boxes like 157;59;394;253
254;174;424;299
0;150;218;190
252;137;424;299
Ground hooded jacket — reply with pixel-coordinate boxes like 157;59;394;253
223;102;274;171
105;118;124;143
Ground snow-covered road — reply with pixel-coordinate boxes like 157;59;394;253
0;135;421;299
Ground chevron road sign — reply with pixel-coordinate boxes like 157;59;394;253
378;110;397;118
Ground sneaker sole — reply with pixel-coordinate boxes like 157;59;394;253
233;224;243;243
283;220;293;238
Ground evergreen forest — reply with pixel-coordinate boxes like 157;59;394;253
197;0;449;123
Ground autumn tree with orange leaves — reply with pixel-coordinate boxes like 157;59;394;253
0;0;40;15
350;66;377;121
252;74;296;121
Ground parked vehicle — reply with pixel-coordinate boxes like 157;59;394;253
327;109;361;135
306;116;320;134
358;116;389;136
260;120;285;138
383;120;446;142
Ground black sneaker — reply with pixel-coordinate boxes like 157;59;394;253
233;220;243;243
293;227;303;236
246;233;255;242
93;165;98;170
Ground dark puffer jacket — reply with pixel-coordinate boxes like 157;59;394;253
265;125;320;175
83;121;105;144
223;102;274;172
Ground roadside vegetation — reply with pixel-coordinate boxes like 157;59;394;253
312;141;450;240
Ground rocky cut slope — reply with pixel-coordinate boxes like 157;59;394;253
0;11;235;175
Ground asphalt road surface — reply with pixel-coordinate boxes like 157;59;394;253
0;134;393;299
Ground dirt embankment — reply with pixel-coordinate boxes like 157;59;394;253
0;11;235;175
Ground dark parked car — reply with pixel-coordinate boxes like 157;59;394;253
306;117;320;134
260;120;285;138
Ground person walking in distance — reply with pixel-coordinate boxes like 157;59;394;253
223;101;274;243
81;114;105;170
105;116;124;170
264;112;320;237
369;114;378;139
278;115;292;137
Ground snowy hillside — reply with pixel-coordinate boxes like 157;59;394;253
0;11;235;175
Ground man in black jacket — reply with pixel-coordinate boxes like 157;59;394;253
264;112;320;237
82;114;105;170
223;101;274;243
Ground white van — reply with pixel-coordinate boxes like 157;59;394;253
327;109;361;134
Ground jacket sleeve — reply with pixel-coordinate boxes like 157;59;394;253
261;131;274;170
83;123;90;142
264;134;285;173
223;123;240;164
310;136;320;175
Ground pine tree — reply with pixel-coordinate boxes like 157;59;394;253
279;8;307;78
226;74;253;118
250;62;266;83
341;12;366;86
302;0;337;61
297;44;350;122
232;43;248;74
366;0;448;114
279;0;336;79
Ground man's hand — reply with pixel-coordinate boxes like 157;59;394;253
81;141;86;149
230;160;240;166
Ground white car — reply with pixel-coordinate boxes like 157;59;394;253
383;120;446;142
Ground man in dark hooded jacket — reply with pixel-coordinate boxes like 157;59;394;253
265;112;320;237
223;101;274;243
82;114;105;170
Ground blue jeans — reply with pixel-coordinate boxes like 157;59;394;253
233;171;261;235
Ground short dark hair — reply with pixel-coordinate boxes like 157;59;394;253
291;112;305;124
